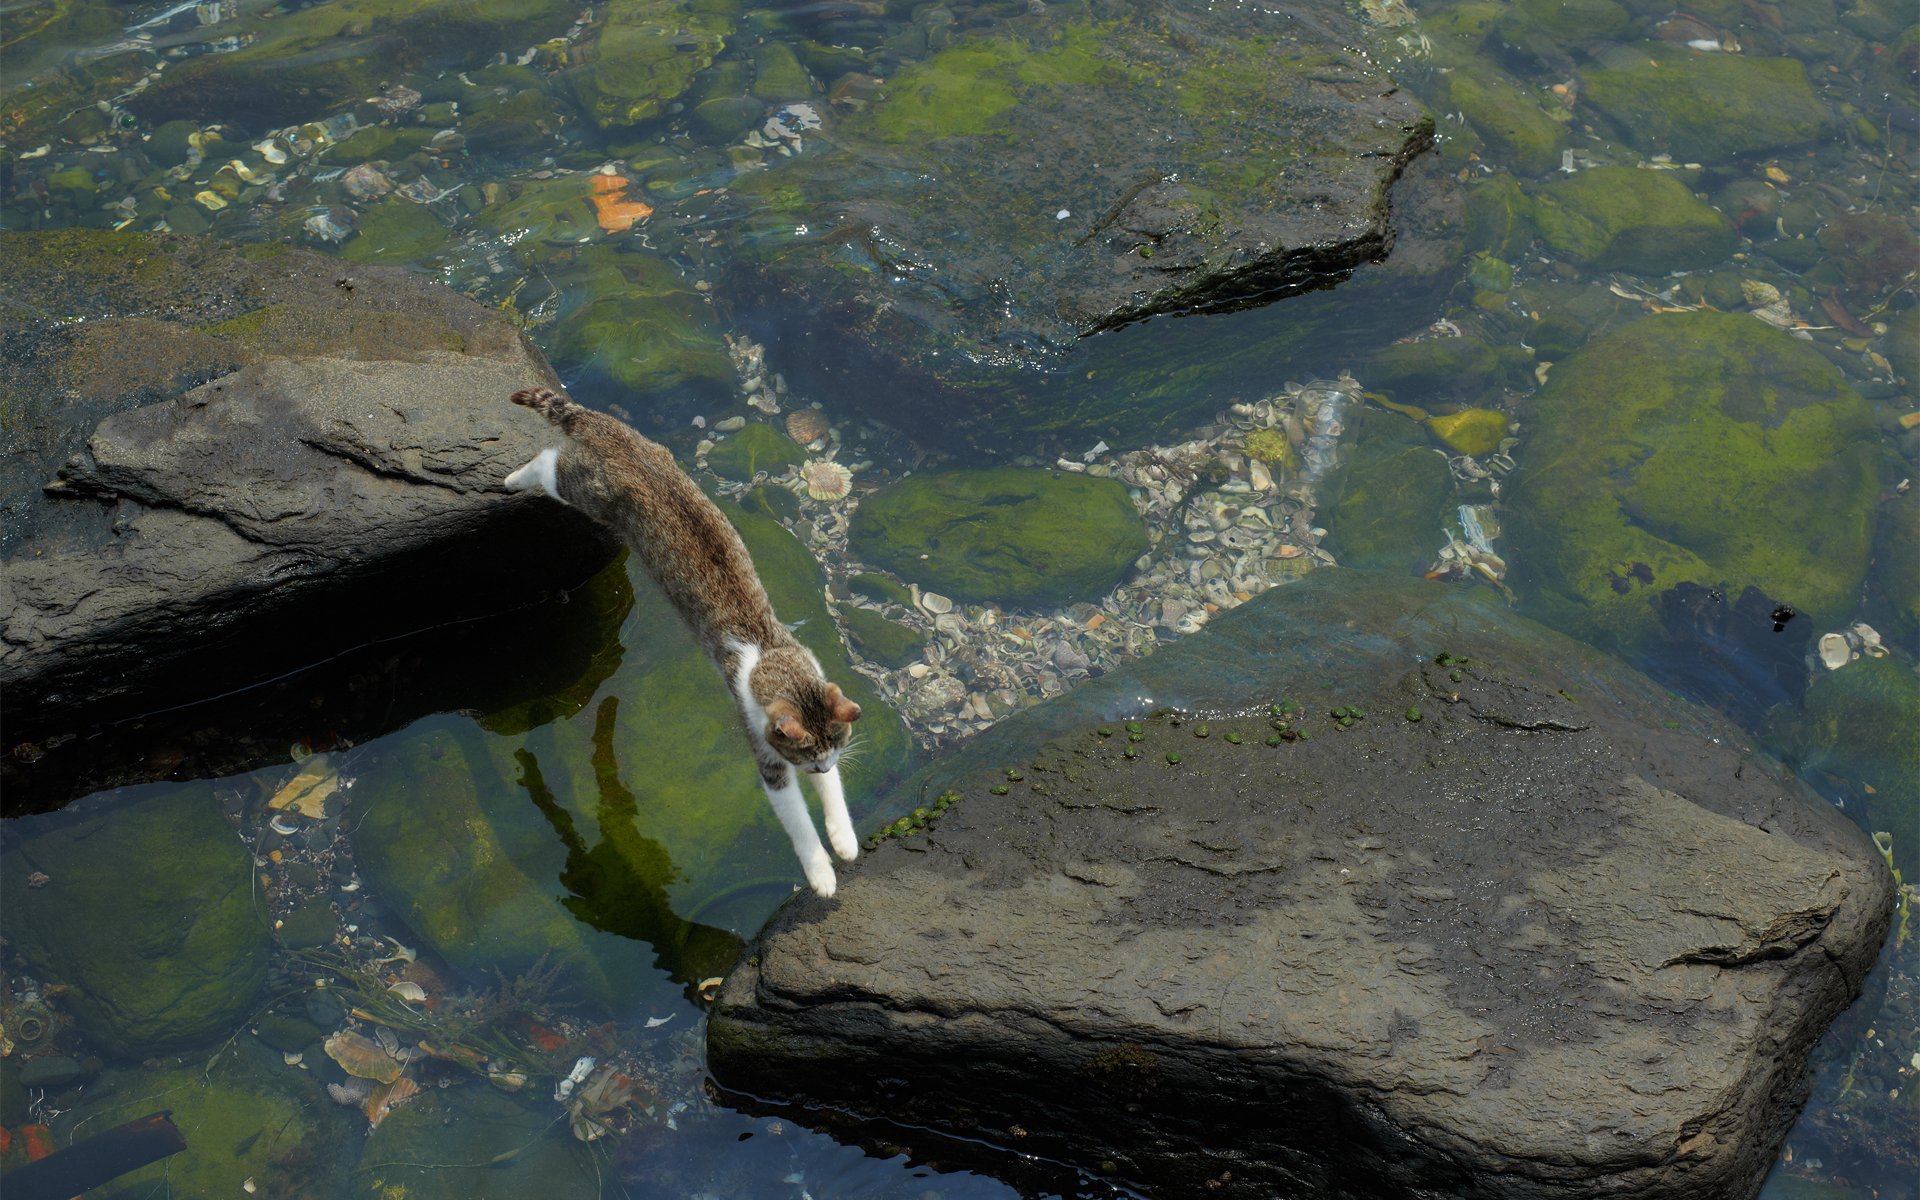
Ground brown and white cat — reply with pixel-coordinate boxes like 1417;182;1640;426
504;386;861;898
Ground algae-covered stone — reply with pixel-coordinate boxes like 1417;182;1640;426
707;423;807;481
66;1041;356;1200
564;0;731;127
849;572;916;608
844;607;929;668
1462;173;1536;258
1363;335;1515;406
1581;47;1828;164
537;245;732;402
851;469;1148;607
362;1086;602;1200
1426;408;1509;457
1492;0;1630;47
341;195;454;264
1532;167;1735;274
1816;211;1920;296
1447;68;1567;177
751;41;814;101
0;783;269;1056
1769;656;1919;877
1323;444;1454;572
1506;313;1878;654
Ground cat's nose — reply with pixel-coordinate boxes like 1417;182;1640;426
805;762;829;774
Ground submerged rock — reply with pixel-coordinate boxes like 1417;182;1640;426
0;784;270;1056
1505;312;1877;656
850;469;1149;607
1769;655;1919;878
1531;167;1736;275
709;571;1893;1200
362;1087;604;1200
725;0;1431;445
0;232;615;805
1580;47;1829;164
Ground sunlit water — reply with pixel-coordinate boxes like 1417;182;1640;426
1;1;1912;1197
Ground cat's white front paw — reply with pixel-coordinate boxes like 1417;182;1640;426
802;852;838;899
827;821;860;863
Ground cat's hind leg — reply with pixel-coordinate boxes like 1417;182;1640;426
504;446;562;501
807;766;859;863
760;762;836;898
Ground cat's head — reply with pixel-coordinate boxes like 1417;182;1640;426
762;680;862;774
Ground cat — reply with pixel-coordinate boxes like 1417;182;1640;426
504;386;862;899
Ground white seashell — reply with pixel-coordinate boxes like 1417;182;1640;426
715;416;746;432
283;1051;304;1066
919;591;953;615
386;981;427;1003
1817;632;1852;670
645;1014;675;1029
907;663;931;679
268;813;302;836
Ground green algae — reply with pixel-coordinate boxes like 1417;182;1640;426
1506;312;1878;653
706;422;807;481
0;783;269;1056
1448;68;1567;177
565;0;731;128
1769;656;1919;877
1427;408;1510;458
844;606;929;668
1531;167;1736;274
362;1086;603;1200
536;245;733;400
858;22;1129;144
341;196;455;265
1324;443;1454;572
1580;48;1829;164
850;468;1149;606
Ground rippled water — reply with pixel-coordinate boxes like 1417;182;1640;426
1;1;1913;1197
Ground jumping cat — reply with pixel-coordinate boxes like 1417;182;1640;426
504;386;862;898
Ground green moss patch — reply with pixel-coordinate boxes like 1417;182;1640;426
1532;167;1735;274
1580;48;1828;165
707;423;807;481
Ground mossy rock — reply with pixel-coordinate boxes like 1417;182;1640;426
1363;335;1513;406
850;469;1148;607
1463;174;1536;258
471;176;605;245
849;572;916;608
325;125;435;166
1426;408;1509;457
341;195;455;264
1816;212;1920;296
1447;68;1567;177
1864;487;1918;651
564;0;732;128
751;40;814;101
0;783;269;1057
534;245;732;401
844;607;929;668
1492;0;1630;45
361;1085;602;1199
1324;443;1454;572
1768;656;1919;877
1531;167;1735;274
68;1041;357;1200
707;423;807;481
1580;47;1828;164
1506;312;1878;654
464;89;571;158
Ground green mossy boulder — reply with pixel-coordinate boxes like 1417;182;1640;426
707;423;807;481
1463;173;1536;258
844;606;929;668
464;89;571;158
69;1042;357;1200
326;126;435;166
1363;335;1517;406
536;245;732;401
1816;211;1920;297
850;469;1148;607
353;721;647;1009
1506;313;1878;654
1865;487;1918;650
564;0;731;128
751;41;814;100
1324;443;1454;572
0;784;269;1057
362;1086;602;1199
1493;0;1630;45
472;176;604;245
1532;167;1735;274
1426;408;1510;457
849;572;916;608
1447;68;1567;177
1769;656;1919;877
340;196;454;264
1581;47;1828;164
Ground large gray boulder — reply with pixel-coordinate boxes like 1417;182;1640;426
709;571;1893;1200
0;232;613;809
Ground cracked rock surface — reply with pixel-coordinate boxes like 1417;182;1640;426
0;232;612;788
709;571;1893;1200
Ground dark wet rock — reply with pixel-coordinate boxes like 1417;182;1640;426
1816;211;1920;297
363;1086;603;1200
1531;167;1736;274
15;1056;85;1090
850;469;1149;607
0;784;269;1056
0;232;616;801
1580;47;1829;164
1462;174;1536;258
1769;655;1919;878
126;0;576;129
709;571;1894;1200
1505;312;1877;656
1647;582;1810;730
724;0;1431;447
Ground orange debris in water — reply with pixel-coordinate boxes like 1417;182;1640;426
1084;613;1105;631
589;174;652;233
21;1124;55;1161
524;1020;567;1052
0;1125;13;1154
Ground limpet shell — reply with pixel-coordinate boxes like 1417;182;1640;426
919;591;954;615
1817;632;1852;670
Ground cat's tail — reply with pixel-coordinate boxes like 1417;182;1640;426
510;386;578;428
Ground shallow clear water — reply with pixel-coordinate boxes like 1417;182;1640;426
1;1;1913;1197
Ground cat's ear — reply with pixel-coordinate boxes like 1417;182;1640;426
766;700;808;742
823;683;861;724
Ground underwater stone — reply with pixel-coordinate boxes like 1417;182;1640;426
537;244;733;403
705;423;807;481
844;607;930;669
1769;655;1919;877
564;0;731;128
1324;444;1455;573
1505;312;1877;655
1531;167;1736;274
0;784;269;1056
1426;408;1509;458
712;570;1892;1200
365;1085;603;1199
1580;47;1829;164
850;469;1149;607
1446;67;1568;177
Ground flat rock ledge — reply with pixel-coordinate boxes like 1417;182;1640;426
0;232;612;805
710;572;1893;1200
